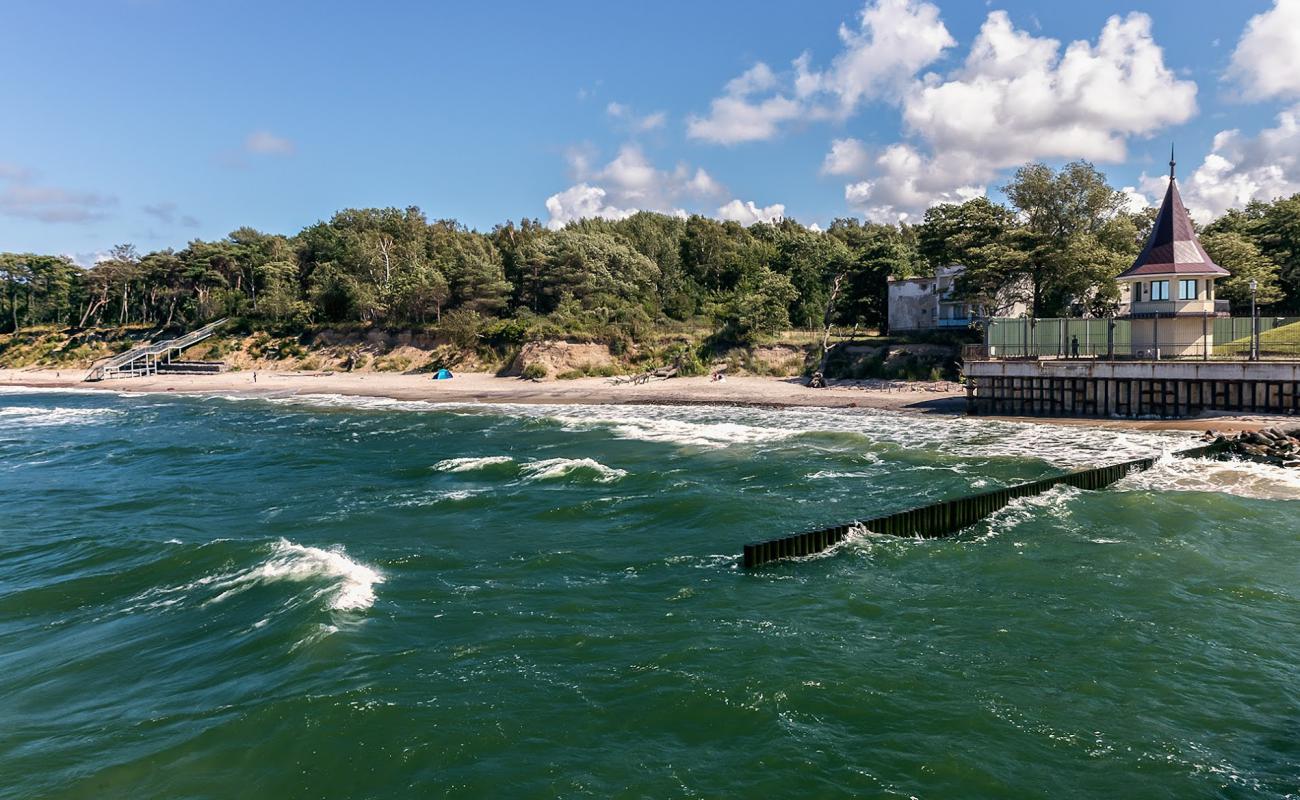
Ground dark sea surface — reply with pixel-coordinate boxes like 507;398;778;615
2;387;1299;799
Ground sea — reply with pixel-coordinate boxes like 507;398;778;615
2;386;1299;798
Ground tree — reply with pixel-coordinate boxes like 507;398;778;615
715;267;796;343
1201;231;1283;309
1002;161;1130;316
917;199;1028;318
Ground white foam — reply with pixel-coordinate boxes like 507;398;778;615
433;455;515;472
519;457;627;483
1116;453;1300;501
137;539;384;612
975;485;1084;540
91;389;1186;469
0;405;121;427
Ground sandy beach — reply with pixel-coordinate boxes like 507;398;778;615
1;367;1286;434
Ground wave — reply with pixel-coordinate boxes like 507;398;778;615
1115;453;1300;501
519;457;627;484
214;540;384;611
140;538;384;612
974;485;1083;540
433;455;515;472
54;387;1186;468
0;405;121;428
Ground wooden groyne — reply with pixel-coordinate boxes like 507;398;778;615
742;442;1226;569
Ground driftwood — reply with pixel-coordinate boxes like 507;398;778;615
611;365;679;386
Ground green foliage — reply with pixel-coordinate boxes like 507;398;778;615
521;362;548;380
6;168;1300;362
1201;230;1284;308
714;267;797;344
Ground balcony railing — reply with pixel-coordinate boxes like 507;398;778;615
1125;298;1225;317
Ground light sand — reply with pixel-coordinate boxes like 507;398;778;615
0;367;1283;433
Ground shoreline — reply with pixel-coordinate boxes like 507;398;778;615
0;367;1284;433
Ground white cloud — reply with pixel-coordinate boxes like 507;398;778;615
1118;186;1151;213
686;64;804;145
814;0;955;114
844;144;985;222
606;102;667;132
687;0;953;144
544;184;637;228
0;167;117;224
903;12;1195;165
821;138;872;176
1227;0;1300;101
544;144;725;228
717;199;786;225
847;11;1196;221
245;130;296;156
1160;105;1300;222
62;250;112;268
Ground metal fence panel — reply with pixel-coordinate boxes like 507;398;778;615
983;316;1300;360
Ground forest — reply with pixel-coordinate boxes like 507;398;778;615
2;161;1298;351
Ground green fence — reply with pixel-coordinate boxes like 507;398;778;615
984;316;1300;359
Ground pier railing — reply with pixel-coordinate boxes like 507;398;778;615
742;442;1225;569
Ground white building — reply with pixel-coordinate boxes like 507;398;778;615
887;265;1027;332
1117;156;1229;358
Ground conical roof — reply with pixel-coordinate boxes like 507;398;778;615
1118;161;1228;279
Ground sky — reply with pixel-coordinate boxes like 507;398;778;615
1;0;1298;265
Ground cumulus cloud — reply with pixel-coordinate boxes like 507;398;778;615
606;102;667;132
245;129;296;156
821;138;872;176
686;64;803;145
544;144;725;228
843;144;985;222
716;199;786;225
846;11;1196;220
687;0;953;144
62;250;112;268
0;166;117;224
1227;0;1300;101
1153;105;1300;222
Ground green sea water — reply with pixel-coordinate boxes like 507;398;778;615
2;387;1299;799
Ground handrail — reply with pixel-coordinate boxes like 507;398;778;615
85;318;227;380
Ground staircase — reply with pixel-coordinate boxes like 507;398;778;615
84;318;228;381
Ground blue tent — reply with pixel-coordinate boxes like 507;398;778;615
433;368;453;380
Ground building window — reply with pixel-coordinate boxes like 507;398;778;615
1132;282;1142;303
1206;280;1214;300
1151;280;1170;300
1179;279;1197;300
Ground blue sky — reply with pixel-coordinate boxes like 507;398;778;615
2;0;1297;263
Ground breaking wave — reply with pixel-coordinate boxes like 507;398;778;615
0;405;121;428
519;457;627;484
142;539;383;612
1115;453;1300;501
433;456;515;472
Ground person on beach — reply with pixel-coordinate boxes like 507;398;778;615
253;371;257;383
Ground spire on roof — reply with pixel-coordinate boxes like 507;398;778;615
1117;156;1228;280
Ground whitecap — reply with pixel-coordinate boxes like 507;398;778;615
433;455;515;472
1115;452;1300;501
208;539;384;611
0;405;121;428
519;457;627;484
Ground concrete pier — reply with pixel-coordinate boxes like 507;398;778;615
965;359;1300;418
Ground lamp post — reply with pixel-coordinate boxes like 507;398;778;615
1250;278;1259;361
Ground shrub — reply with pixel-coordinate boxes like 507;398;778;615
521;362;548;380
